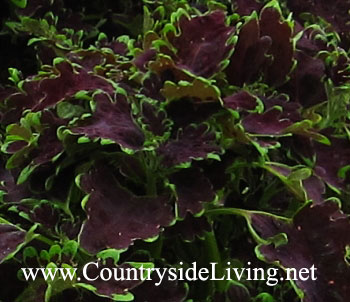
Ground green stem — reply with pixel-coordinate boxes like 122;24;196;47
205;207;248;218
205;207;287;248
144;154;161;257
146;169;157;196
203;208;251;293
204;230;226;293
142;151;157;196
35;234;56;246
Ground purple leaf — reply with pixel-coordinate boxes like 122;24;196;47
259;7;294;86
33;61;113;111
32;111;64;165
302;175;325;203
79;165;174;253
242;109;293;135
6;141;28;154
165;214;211;242
98;37;128;56
281;51;326;108
158;124;220;167
140;102;168;136
261;95;301;122
226;17;271;86
134;49;157;72
80;260;142;298
314;136;350;190
250;201;350;302
71;93;145;150
169;11;234;77
0;165;30;203
169;168;215;217
67;50;106;72
0;224;26;263
223;91;258;111
29;203;60;229
226;7;293;87
6;61;114;114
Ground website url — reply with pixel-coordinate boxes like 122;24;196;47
21;262;317;287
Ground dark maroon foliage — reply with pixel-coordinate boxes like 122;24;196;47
251;202;350;302
71;93;145;150
0;224;26;263
169;167;215;217
0;0;349;301
79;165;173;253
158;124;220;167
168;10;234;78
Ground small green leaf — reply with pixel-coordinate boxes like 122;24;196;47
111;292;134;301
8;68;22;84
338;165;350;179
11;0;27;8
6;124;32;141
288;168;312;181
40;250;50;262
48;245;62;260
17;164;38;184
23;246;38;261
78;136;91;144
255;292;275;302
62;240;78;258
57;102;85;119
97;249;121;264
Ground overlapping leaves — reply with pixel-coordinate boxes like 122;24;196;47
0;0;350;301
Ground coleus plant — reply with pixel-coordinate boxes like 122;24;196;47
0;0;350;301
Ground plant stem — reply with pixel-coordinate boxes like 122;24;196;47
205;207;248;218
146;169;157;196
203;230;227;293
35;234;56;246
145;154;162;257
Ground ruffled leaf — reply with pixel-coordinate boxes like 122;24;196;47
71;93;145;150
169;167;215;217
158;124;220;167
0;224;26;263
79;165;174;253
78;260;143;299
168;10;234;78
250;201;350;302
242;108;293;135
